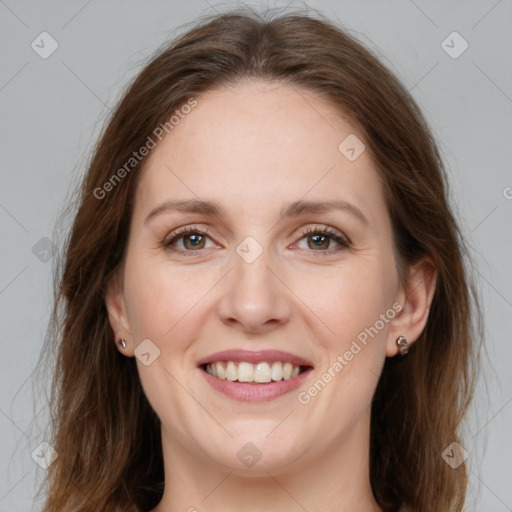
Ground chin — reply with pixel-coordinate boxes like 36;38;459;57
201;433;307;475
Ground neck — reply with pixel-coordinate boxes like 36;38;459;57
151;410;382;512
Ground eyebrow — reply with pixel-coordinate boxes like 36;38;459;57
144;198;368;225
282;199;368;225
145;199;224;224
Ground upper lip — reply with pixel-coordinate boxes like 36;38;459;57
197;349;313;368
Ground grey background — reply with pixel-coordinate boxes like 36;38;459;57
1;0;511;510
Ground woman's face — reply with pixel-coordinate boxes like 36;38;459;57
108;80;409;475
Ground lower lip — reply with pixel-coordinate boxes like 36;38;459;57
200;367;313;402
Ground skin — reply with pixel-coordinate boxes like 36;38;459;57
106;80;436;512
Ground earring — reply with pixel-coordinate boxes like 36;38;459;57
118;339;126;349
396;335;409;357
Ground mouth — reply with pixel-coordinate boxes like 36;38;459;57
201;361;310;384
197;349;314;402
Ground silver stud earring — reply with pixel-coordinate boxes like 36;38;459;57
118;339;126;349
396;335;409;357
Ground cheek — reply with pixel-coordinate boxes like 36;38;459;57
123;251;213;344
293;258;396;351
122;254;212;429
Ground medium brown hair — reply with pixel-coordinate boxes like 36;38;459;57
42;7;480;511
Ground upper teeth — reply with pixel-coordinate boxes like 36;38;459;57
205;361;301;383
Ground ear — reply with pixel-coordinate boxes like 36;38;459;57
387;258;437;357
104;268;134;357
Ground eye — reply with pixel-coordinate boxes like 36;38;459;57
293;226;350;254
163;226;218;255
162;224;351;257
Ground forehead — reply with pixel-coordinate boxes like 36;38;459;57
134;80;386;226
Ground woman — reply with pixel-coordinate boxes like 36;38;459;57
42;7;480;512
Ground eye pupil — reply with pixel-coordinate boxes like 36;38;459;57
308;234;329;250
184;233;205;249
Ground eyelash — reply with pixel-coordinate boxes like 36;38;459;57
162;225;351;257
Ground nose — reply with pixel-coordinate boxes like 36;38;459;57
216;248;292;334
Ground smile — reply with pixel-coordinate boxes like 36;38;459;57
197;350;314;402
204;360;307;383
